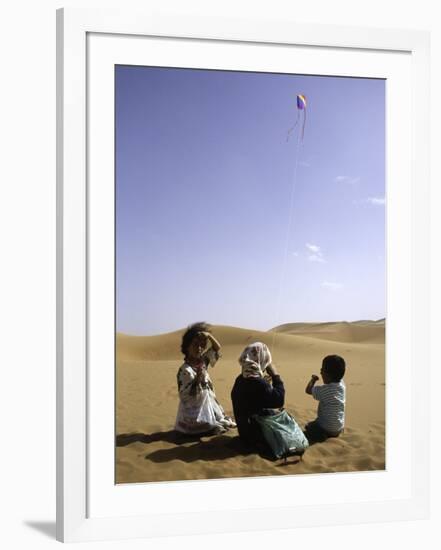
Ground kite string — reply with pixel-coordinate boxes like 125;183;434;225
271;129;303;356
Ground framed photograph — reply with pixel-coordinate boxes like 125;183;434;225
56;7;430;543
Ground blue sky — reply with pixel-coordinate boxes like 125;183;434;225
116;66;385;336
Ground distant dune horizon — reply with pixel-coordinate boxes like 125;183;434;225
117;318;386;339
116;319;386;362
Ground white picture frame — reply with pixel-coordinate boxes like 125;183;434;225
56;7;430;543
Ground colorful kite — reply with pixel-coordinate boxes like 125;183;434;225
287;94;307;142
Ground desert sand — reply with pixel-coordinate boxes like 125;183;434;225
116;320;385;484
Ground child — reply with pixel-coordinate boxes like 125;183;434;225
175;322;236;435
304;354;346;442
231;342;285;447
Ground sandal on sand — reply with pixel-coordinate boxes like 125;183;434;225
220;416;237;429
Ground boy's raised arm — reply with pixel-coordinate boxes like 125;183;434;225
305;374;319;395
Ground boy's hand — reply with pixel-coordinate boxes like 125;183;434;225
305;374;319;395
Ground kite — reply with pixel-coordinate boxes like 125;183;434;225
287;94;307;142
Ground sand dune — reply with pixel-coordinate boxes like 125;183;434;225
116;321;385;484
271;319;385;343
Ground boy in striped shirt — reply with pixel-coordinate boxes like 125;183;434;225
304;355;346;442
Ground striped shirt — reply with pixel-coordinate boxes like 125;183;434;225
312;381;346;434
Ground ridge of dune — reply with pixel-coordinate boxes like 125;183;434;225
117;320;385;362
272;319;385;330
270;320;385;344
117;325;292;361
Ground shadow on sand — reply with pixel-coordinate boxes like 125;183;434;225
116;430;305;465
116;430;254;462
116;429;216;447
143;434;252;463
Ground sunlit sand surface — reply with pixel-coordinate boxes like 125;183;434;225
116;320;385;483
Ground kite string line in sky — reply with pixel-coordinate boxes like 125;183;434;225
271;127;303;355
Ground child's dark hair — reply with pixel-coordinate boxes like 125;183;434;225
322;355;346;382
181;322;211;357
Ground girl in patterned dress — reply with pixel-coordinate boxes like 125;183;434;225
175;322;236;435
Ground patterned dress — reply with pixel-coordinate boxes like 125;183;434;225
174;348;229;434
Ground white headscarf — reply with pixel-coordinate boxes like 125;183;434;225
239;342;272;379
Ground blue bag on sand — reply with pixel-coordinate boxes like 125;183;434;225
251;409;309;460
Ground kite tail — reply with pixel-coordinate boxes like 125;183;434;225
286;111;300;142
301;109;306;141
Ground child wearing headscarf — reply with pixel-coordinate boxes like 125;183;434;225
231;342;285;447
175;322;236;435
